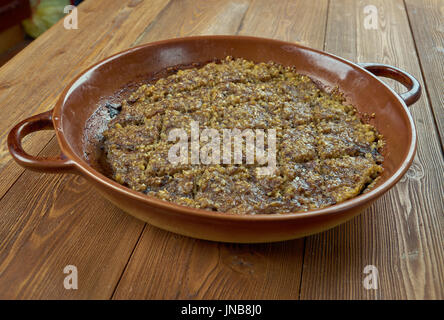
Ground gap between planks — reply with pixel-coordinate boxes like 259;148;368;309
109;0;254;298
403;0;444;156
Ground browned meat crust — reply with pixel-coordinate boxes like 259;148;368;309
102;57;384;214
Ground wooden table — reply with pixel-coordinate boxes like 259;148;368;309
0;0;442;300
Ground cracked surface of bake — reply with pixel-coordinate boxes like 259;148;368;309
102;57;384;214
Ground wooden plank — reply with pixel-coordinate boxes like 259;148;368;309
238;0;328;47
299;0;444;299
0;38;32;67
0;0;171;199
113;228;306;299
0;0;175;299
2;0;439;300
137;0;250;42
0;137;145;299
112;0;329;300
405;0;444;148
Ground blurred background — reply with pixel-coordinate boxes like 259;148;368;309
0;0;83;66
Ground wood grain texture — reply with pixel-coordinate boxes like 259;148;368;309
0;137;145;299
0;38;32;67
405;0;444;148
0;0;171;199
137;0;250;42
113;228;305;299
0;0;442;300
299;0;444;300
112;0;329;299
238;0;329;47
0;0;172;299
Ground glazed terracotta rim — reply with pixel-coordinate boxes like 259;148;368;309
53;35;417;221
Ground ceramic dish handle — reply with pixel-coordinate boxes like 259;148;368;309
8;110;76;173
358;63;421;106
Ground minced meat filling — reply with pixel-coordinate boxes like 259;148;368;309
102;57;383;214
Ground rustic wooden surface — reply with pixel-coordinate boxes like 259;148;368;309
0;0;442;300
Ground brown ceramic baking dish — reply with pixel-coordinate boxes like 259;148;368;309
8;36;421;243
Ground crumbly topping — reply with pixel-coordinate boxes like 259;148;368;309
102;57;383;214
